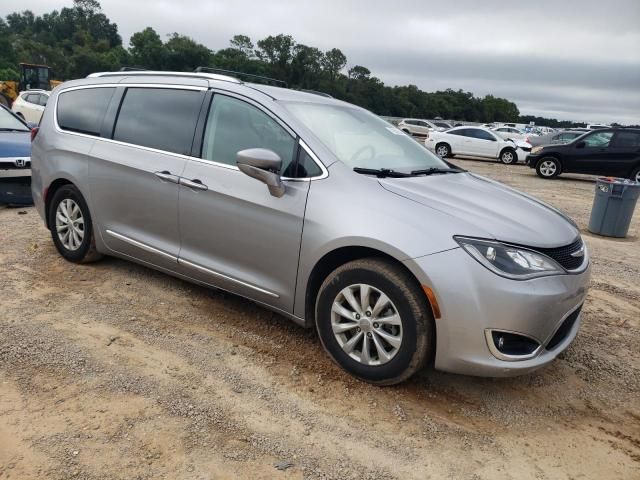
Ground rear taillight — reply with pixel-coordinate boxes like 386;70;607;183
31;127;39;142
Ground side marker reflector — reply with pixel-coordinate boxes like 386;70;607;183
421;285;441;319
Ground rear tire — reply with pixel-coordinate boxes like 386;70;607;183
48;184;102;263
315;258;434;385
435;143;451;158
536;157;561;179
631;166;640;183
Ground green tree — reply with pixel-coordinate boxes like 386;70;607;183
129;27;165;69
322;48;346;81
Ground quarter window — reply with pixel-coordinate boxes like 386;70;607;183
471;129;497;141
57;87;115;136
113;88;204;155
201;94;296;173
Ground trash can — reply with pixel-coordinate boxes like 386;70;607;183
588;177;640;238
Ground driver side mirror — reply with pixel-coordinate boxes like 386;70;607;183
575;141;585;149
236;148;285;197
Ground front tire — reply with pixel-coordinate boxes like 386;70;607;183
48;184;102;263
500;148;517;164
536;157;561;179
315;258;434;385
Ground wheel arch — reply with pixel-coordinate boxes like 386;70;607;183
303;245;428;329
44;178;75;229
499;145;517;158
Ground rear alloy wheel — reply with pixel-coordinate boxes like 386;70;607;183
536;157;561;179
631;167;640;183
500;148;517;164
48;184;102;263
316;258;434;385
435;143;450;158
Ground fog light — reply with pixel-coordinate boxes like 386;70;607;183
486;330;541;361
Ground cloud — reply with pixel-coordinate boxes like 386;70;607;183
3;0;639;123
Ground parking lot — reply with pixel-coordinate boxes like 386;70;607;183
0;159;638;479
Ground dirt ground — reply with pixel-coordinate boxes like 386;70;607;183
1;159;639;480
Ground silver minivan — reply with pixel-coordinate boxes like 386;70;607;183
31;71;591;384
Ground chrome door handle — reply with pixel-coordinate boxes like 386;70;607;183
154;171;180;183
179;178;208;191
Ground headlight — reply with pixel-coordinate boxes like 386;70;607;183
455;237;564;279
531;146;544;154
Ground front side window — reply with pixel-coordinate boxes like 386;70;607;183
57;87;115;136
582;131;614;148
202;94;296;172
113;88;204;155
283;101;448;171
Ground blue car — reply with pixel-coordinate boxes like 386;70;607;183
0;105;33;205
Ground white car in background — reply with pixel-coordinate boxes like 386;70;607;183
397;118;444;136
11;90;50;124
492;126;531;142
425;126;532;164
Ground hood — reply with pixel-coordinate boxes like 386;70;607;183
0;131;31;158
379;172;579;248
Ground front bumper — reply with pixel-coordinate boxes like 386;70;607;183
525;154;541;168
516;148;530;162
404;247;591;377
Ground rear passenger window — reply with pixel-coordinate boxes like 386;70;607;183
612;132;640;148
201;94;296;173
58;87;115;136
113;88;204;155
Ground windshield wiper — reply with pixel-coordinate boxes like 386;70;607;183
0;128;29;132
353;167;411;178
409;167;466;176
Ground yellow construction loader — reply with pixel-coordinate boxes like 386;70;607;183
0;63;62;108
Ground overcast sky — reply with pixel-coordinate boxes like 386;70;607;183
4;0;640;124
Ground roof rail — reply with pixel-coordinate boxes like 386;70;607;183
194;67;287;88
87;70;242;84
299;89;333;98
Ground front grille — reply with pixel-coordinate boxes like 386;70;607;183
534;238;585;271
519;147;532;152
546;305;582;350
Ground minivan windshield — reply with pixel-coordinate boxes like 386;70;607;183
0;107;29;132
283;102;450;173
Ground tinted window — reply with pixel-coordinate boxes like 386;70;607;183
448;128;469;136
202;94;296;172
583;131;614;147
612;132;640;148
471;129;496;141
24;94;37;104
37;94;48;106
58;87;115;136
113;88;203;155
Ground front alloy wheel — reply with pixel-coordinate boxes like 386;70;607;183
500;149;516;164
536;158;560;179
331;284;403;366
316;258;434;385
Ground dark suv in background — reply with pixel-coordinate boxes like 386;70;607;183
527;128;640;181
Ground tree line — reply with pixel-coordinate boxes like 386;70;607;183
0;0;585;126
